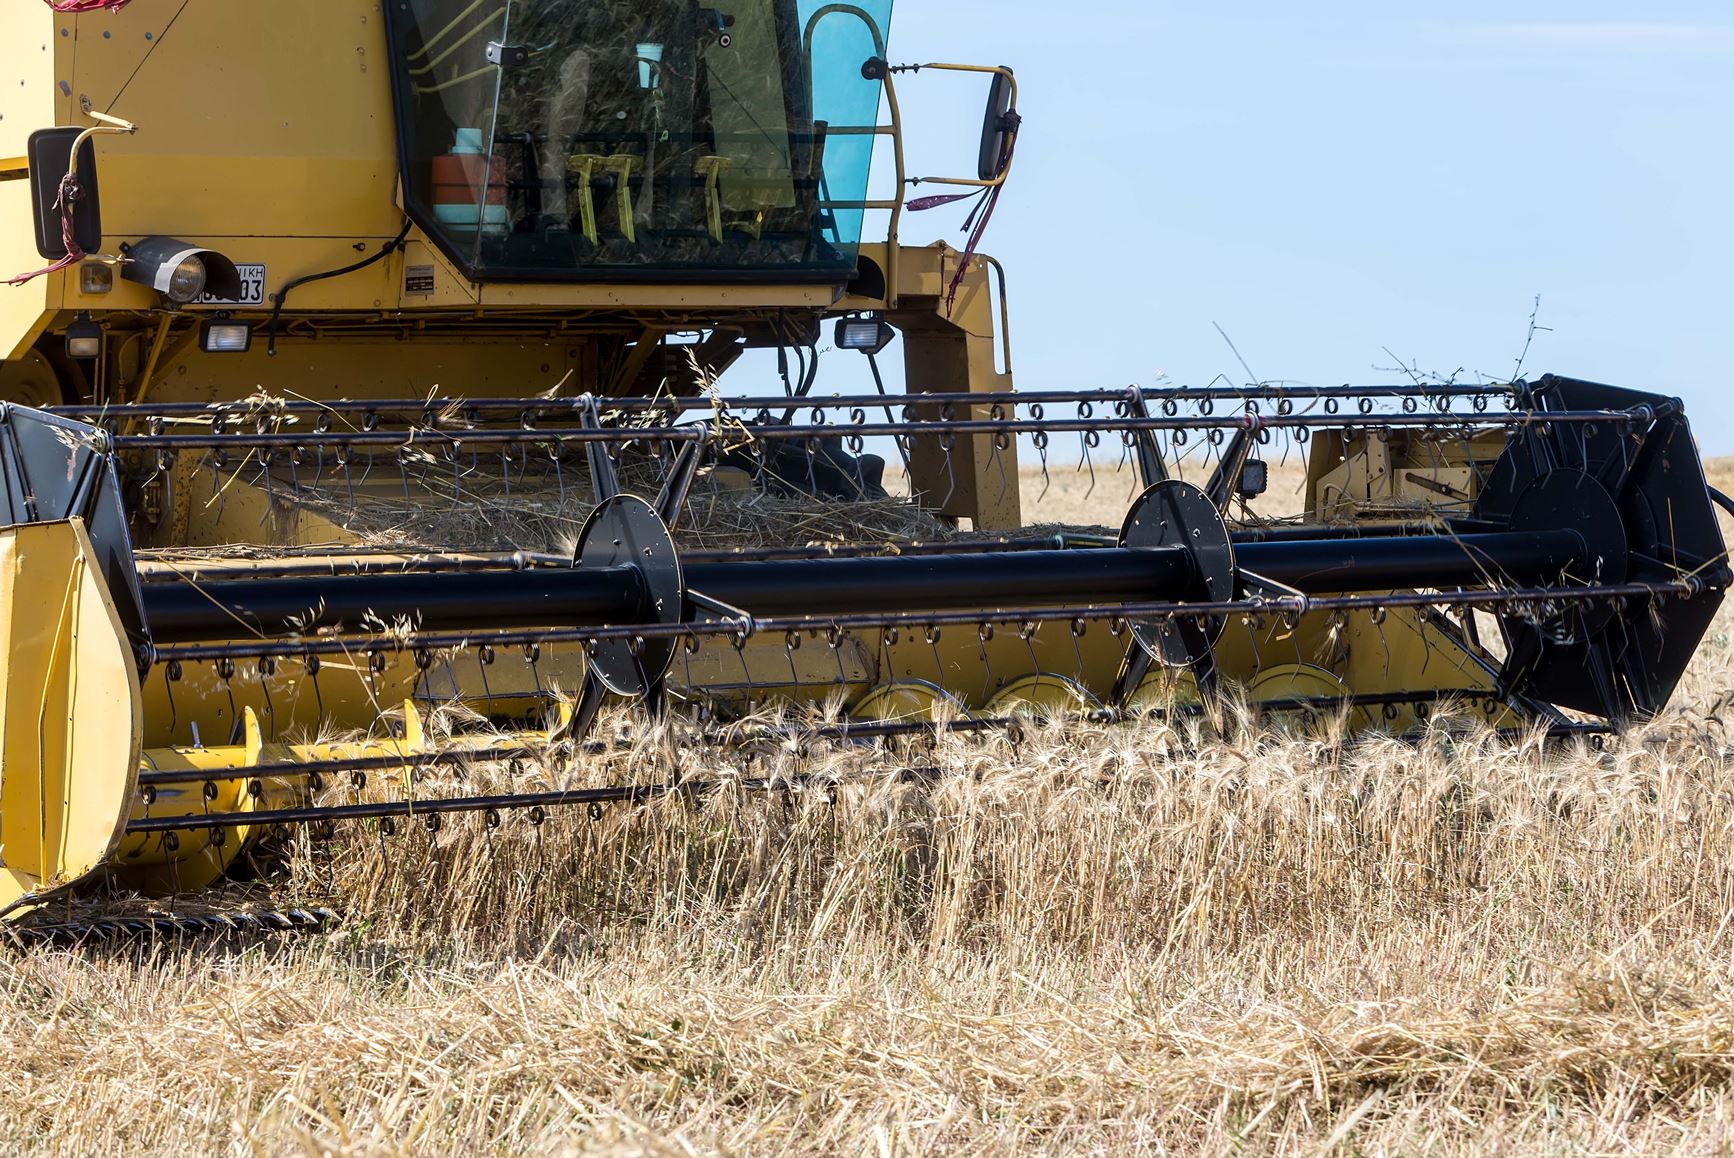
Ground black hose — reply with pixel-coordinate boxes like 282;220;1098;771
266;218;413;356
1710;487;1734;522
867;351;911;473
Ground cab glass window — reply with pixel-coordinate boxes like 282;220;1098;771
388;0;895;281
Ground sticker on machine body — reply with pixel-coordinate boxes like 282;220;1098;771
194;264;267;307
404;265;436;296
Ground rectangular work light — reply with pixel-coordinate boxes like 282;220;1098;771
836;317;896;355
64;314;103;360
199;319;253;354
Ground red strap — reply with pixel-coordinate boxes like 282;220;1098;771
6;171;85;286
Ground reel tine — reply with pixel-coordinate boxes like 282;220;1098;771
1031;419;1052;504
938;434;957;512
1078;428;1099;497
991;431;1012;507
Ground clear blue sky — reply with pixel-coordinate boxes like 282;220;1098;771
770;2;1733;451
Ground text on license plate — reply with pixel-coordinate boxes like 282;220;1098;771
196;264;266;307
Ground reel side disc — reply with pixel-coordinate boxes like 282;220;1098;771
575;494;682;697
1120;480;1235;668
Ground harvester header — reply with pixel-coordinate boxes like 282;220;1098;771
0;374;1725;919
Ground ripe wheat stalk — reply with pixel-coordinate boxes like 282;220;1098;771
3;462;1733;1155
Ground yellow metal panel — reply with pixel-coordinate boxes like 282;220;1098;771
0;4;59;160
114;712;263;896
138;647;421;752
877;625;1126;711
0;520;141;915
67;1;400;240
671;632;877;701
1209;602;1509;734
0;4;60;359
890;243;1021;530
1340;607;1512;731
134;630;585;753
116;335;597;414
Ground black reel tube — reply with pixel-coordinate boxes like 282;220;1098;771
8;376;1726;727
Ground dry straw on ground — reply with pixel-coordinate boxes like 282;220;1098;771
5;463;1734;1155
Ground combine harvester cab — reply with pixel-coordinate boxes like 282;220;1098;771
0;2;1726;920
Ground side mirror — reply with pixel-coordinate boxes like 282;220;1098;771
26;128;103;260
977;67;1020;182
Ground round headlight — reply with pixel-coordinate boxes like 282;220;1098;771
164;256;208;303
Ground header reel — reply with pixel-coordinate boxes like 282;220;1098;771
0;374;1723;919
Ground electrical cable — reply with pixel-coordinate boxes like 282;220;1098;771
266;219;413;356
944;133;1016;314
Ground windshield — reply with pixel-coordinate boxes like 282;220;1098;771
388;0;894;282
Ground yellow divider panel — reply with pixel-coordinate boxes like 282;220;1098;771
0;520;141;917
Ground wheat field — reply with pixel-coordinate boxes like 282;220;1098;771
5;461;1734;1156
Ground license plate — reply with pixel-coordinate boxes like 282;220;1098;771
196;264;266;307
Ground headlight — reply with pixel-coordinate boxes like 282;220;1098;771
119;237;241;305
165;256;208;303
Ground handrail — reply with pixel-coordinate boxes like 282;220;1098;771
980;254;1014;376
801;4;888;63
799;4;903;304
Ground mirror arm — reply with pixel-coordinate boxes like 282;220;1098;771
888;63;1020;189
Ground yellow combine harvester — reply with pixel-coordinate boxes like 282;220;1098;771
0;0;1726;923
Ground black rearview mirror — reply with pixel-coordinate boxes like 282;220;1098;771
977;68;1019;182
26;127;103;260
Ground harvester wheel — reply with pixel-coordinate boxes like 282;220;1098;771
0;350;76;409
